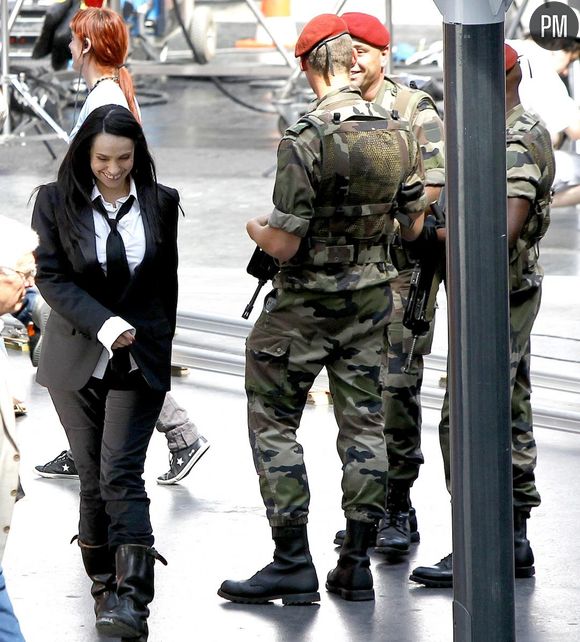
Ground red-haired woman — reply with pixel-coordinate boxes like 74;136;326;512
68;7;140;140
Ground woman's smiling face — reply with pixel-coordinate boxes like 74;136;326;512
90;132;134;194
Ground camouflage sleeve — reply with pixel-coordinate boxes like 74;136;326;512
269;125;320;237
411;101;445;187
399;133;427;215
506;140;541;202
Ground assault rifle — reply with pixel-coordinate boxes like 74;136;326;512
401;201;445;372
242;247;278;319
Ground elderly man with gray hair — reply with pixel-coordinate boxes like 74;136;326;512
0;214;38;641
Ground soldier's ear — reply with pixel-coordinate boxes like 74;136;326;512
380;46;389;71
299;56;308;72
351;48;358;68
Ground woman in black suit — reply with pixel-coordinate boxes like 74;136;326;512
32;104;178;641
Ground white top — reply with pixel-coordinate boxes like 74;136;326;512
69;79;141;142
91;178;145;378
509;39;580;138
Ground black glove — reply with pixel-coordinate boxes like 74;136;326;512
397;181;424;207
401;214;440;260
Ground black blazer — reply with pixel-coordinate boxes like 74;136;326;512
32;181;179;391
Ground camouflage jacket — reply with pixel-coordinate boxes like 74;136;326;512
376;77;445;274
506;104;555;294
269;86;426;292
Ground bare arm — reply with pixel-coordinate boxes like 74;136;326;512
507;197;531;249
246;215;301;263
399;212;425;242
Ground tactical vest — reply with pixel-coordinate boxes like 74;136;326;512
287;102;414;267
507;113;555;249
392;82;438;126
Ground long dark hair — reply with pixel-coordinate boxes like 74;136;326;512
57;104;159;243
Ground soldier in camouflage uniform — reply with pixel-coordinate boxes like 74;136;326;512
410;43;555;588
218;14;426;605
333;12;446;557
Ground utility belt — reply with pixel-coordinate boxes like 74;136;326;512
304;239;389;266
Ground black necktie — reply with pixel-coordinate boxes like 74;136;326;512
93;195;135;303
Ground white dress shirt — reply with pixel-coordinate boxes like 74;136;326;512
91;178;145;378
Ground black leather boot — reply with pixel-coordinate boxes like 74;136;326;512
96;544;167;640
218;525;320;605
514;509;535;577
77;540;118;619
409;552;453;588
326;519;375;601
375;482;412;556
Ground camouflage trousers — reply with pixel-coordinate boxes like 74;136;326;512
245;284;391;527
439;285;542;511
382;268;437;485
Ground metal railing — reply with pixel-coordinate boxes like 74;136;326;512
171;311;580;434
4;309;578;433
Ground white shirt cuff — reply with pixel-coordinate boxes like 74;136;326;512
97;317;135;359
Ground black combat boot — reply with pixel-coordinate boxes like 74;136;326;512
333;522;379;546
514;508;535;577
410;512;536;588
409;553;453;588
218;525;320;605
77;540;118;619
326;519;375;601
334;509;418;546
375;482;412;556
96;544;167;640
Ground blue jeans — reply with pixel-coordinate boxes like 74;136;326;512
0;567;25;641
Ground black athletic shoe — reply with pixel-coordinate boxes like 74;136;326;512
35;450;79;479
157;437;210;485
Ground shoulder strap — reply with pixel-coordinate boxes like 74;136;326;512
393;83;437;124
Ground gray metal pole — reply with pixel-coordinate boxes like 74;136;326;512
433;1;515;640
385;0;392;75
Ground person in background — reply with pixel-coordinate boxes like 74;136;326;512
510;35;580;208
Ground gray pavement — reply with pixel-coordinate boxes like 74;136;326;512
1;67;580;641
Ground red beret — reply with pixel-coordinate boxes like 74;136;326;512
505;43;519;72
295;14;348;58
341;12;390;48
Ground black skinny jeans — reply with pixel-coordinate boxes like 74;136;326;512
49;369;165;548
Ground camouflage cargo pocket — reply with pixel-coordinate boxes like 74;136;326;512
245;328;292;397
